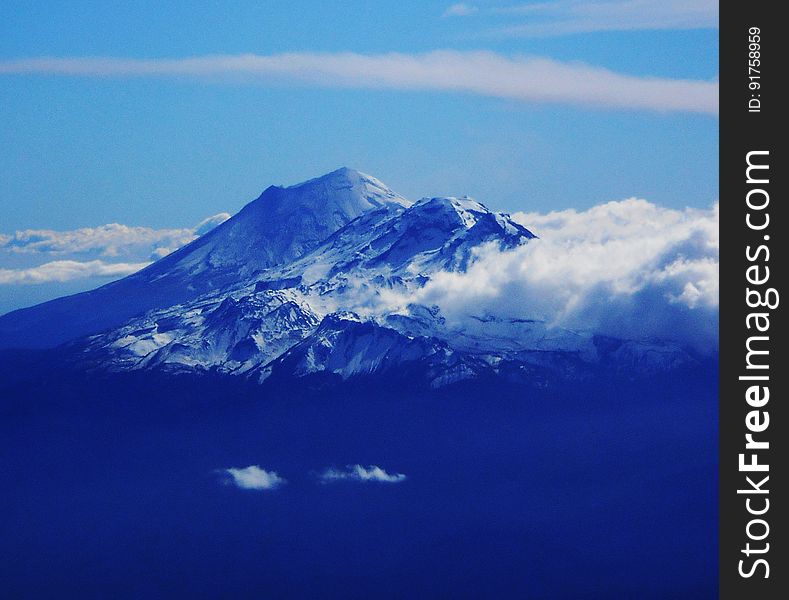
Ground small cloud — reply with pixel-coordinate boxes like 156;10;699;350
150;247;175;259
195;212;231;236
318;464;407;484
222;465;286;491
443;3;478;16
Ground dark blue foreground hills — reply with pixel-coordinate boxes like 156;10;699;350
0;351;717;598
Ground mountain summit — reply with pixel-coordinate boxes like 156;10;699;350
187;167;411;271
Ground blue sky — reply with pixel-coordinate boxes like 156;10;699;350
0;0;718;312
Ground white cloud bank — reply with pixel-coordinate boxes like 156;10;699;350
318;465;407;484
0;259;151;285
0;51;717;114
0;213;229;285
385;198;719;352
223;465;285;491
0;213;230;258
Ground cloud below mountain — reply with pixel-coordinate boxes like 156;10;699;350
222;466;285;491
318;465;407;484
0;51;717;115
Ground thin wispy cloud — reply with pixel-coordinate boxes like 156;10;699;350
449;0;718;36
0;51;717;114
222;465;286;491
443;3;479;17
318;465;407;484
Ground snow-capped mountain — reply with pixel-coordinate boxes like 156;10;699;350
1;169;695;387
0;168;407;349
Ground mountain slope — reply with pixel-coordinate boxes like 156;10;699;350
71;183;541;380
0;168;407;349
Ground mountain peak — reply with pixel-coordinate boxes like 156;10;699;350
172;169;410;276
279;167;411;212
297;166;366;184
0;170;525;352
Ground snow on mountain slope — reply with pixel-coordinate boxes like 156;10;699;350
153;167;410;278
275;195;535;293
0;168;407;350
82;289;321;374
73;184;546;379
251;312;452;384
